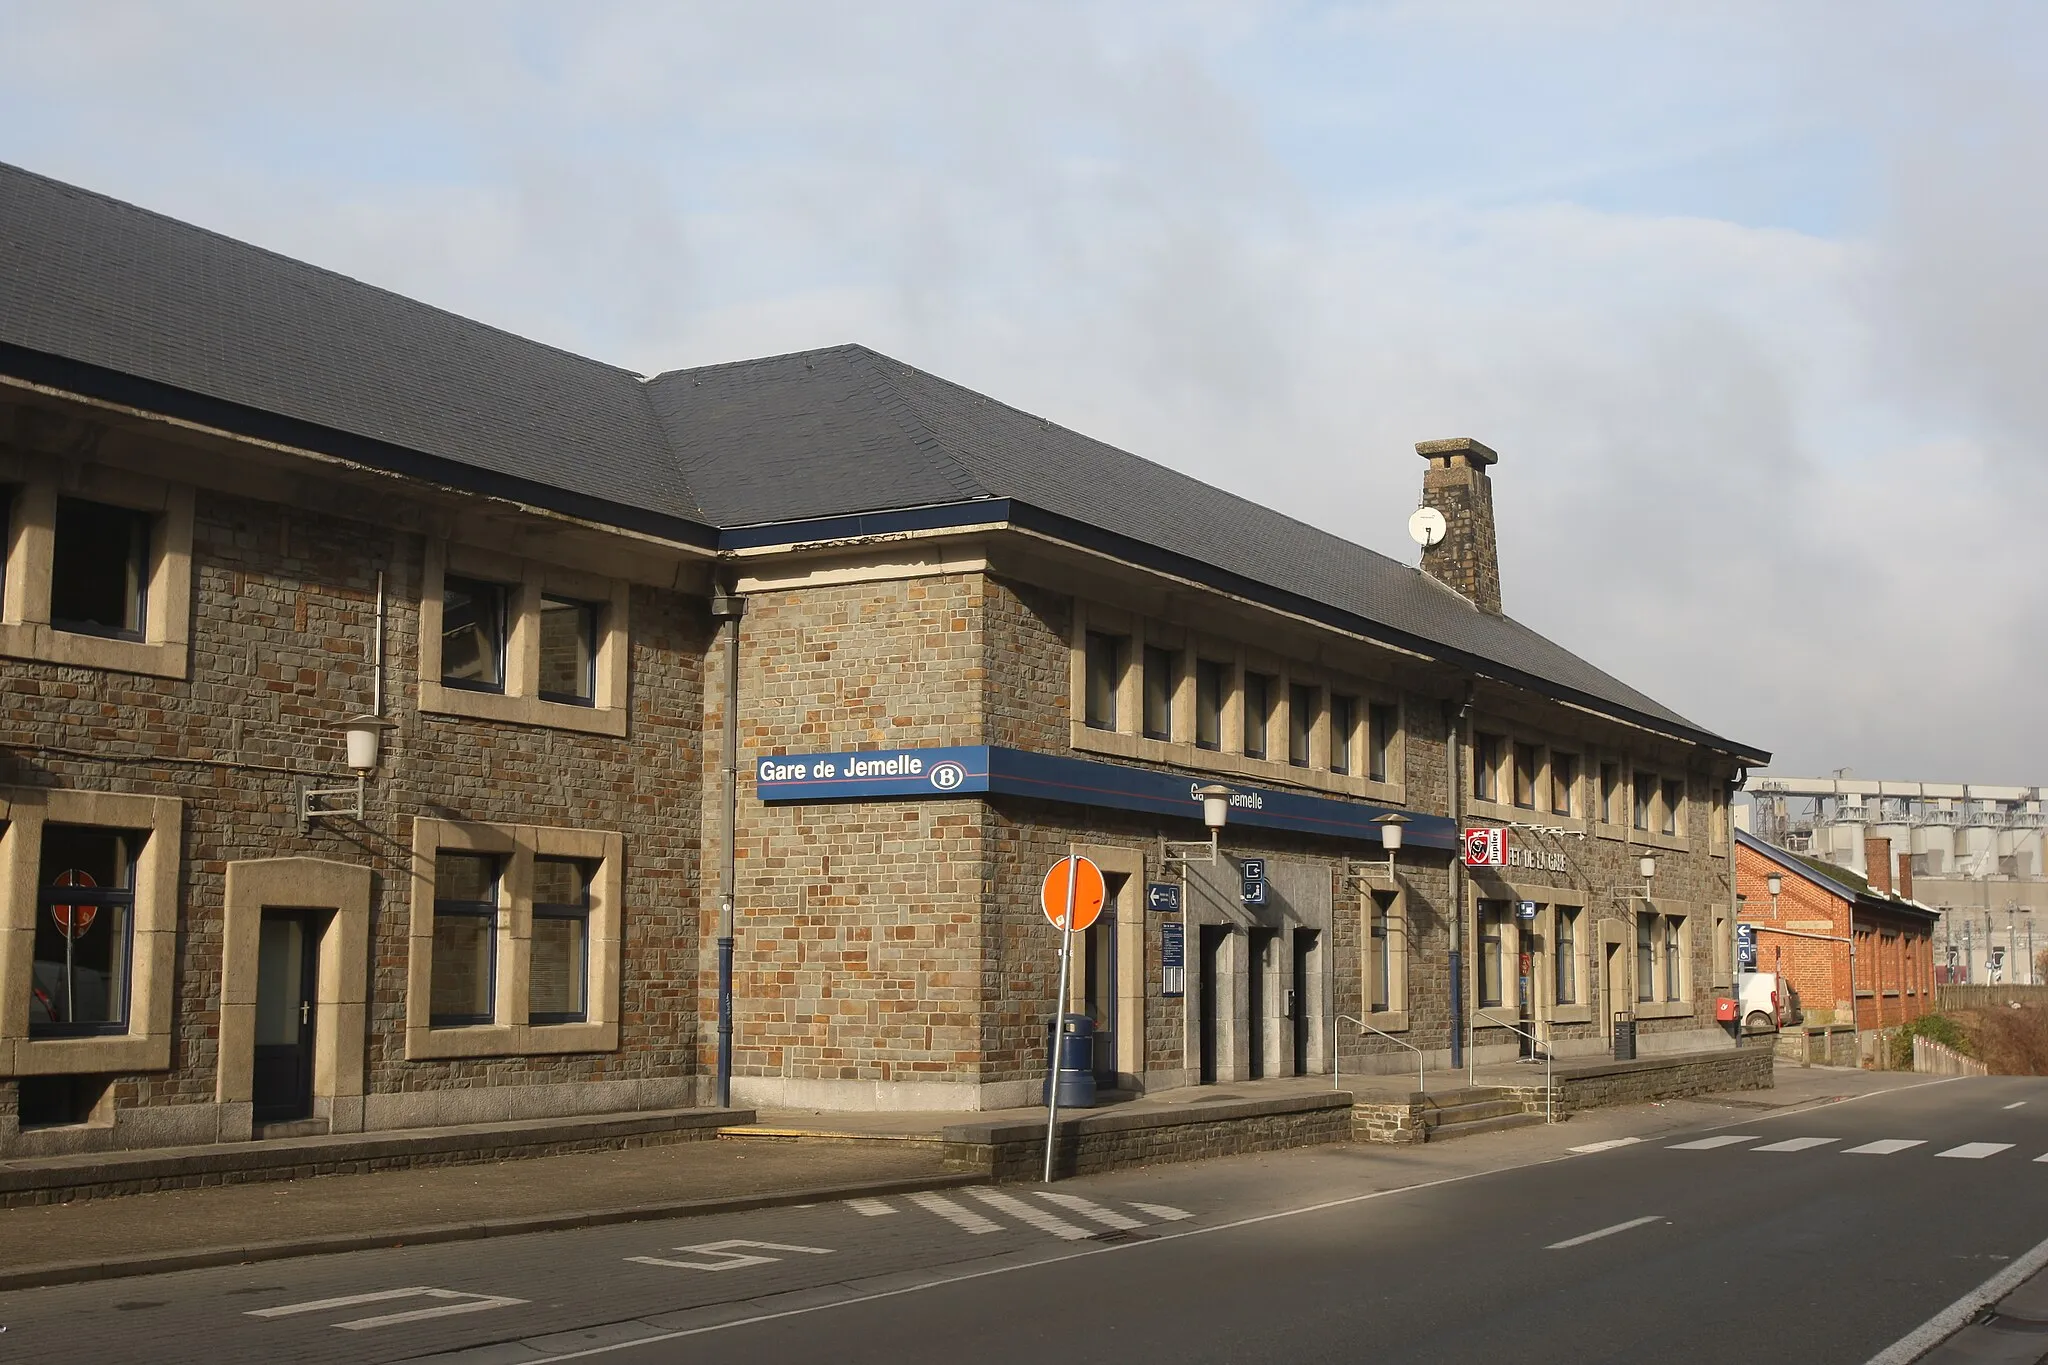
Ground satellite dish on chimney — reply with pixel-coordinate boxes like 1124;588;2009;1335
1408;506;1447;548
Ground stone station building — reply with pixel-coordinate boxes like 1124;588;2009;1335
0;161;1768;1153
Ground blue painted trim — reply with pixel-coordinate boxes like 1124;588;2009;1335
755;743;1457;849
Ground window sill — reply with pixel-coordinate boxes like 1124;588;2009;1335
405;1019;619;1060
1632;1000;1694;1020
1360;1010;1409;1034
0;621;188;679
1069;722;1403;803
3;1033;171;1075
420;678;627;738
1548;1005;1593;1024
1474;1008;1522;1029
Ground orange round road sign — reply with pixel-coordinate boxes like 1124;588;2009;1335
50;868;98;940
1040;856;1106;932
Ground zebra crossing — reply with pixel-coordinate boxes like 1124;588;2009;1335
1669;1134;2034;1160
846;1189;1193;1241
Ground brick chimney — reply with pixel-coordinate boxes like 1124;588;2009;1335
1865;836;1892;895
1897;851;1914;902
1416;438;1502;614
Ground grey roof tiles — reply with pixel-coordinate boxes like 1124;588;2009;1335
0;159;1757;756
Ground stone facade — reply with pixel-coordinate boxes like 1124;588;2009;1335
1;314;1755;1152
1;395;712;1155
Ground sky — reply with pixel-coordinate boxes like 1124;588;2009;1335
4;1;2045;782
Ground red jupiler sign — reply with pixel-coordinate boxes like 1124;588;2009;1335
1462;827;1506;867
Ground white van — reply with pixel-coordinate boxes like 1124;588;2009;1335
1737;971;1787;1032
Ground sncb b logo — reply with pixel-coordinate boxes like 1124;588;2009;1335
928;760;968;791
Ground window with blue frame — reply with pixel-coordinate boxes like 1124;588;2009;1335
538;596;598;705
530;857;592;1024
431;851;499;1026
32;825;140;1036
441;576;509;693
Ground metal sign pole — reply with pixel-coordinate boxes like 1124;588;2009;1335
1044;847;1080;1184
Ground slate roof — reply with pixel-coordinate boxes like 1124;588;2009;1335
1736;831;1938;918
0;159;1764;759
0;161;703;526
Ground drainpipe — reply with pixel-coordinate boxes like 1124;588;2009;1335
710;586;747;1109
1446;684;1475;1073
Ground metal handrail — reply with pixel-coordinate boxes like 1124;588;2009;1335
1472;1019;1555;1123
1335;1014;1425;1096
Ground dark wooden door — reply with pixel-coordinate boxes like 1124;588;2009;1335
252;911;319;1123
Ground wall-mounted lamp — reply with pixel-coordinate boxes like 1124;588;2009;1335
1164;783;1234;867
303;715;396;828
1349;812;1411;887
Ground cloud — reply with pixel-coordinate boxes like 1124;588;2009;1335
1;1;2044;780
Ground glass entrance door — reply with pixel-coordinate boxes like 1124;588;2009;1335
253;911;320;1123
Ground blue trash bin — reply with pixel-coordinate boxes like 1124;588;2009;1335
1042;1013;1097;1108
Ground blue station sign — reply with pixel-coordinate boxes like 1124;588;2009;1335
753;745;1457;849
753;746;989;802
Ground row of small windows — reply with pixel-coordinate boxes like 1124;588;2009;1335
1475;902;1586;1009
1084;632;1398;781
3;492;606;709
441;575;601;706
17;825;604;1039
431;850;594;1027
1472;732;1690;837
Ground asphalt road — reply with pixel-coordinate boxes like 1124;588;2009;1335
7;1074;2045;1364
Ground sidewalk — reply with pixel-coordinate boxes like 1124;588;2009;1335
0;1133;970;1290
0;1060;1912;1292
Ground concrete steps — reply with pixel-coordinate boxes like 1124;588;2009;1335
1418;1088;1545;1142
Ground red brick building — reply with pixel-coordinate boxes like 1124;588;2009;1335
1735;830;1938;1031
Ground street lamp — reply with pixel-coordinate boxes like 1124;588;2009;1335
1347;812;1411;887
1164;783;1234;866
301;715;396;827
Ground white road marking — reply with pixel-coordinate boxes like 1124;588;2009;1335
1868;1225;2048;1365
906;1191;1002;1235
247;1286;527;1331
1545;1215;1665;1251
1568;1138;1643;1154
1843;1139;1926;1155
1668;1135;1761;1150
1936;1142;2014;1160
500;1151;1709;1362
969;1188;1092;1240
1130;1202;1193;1221
846;1199;896;1217
1751;1137;1840;1153
626;1240;834;1272
1035;1191;1146;1230
2006;1102;2027;1110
